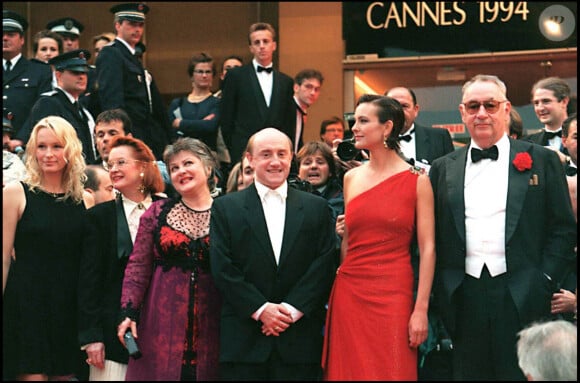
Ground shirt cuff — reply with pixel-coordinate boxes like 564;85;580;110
252;302;269;321
281;302;303;322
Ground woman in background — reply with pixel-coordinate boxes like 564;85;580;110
168;53;221;156
32;29;63;64
3;116;89;380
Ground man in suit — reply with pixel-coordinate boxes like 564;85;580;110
293;69;324;154
429;74;576;380
3;10;53;152
95;2;171;160
385;86;455;171
210;128;336;380
220;22;296;164
523;77;571;163
16;49;98;164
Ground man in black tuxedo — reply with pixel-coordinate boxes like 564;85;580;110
3;10;53;152
95;2;171;160
385;86;455;170
523;77;571;163
429;74;576;380
220;22;296;164
16;49;98;164
210;128;336;380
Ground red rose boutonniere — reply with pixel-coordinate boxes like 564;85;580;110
513;152;533;172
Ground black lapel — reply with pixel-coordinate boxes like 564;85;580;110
115;194;132;259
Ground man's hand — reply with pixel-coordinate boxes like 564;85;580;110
259;303;293;336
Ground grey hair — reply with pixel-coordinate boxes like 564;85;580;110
462;74;507;100
516;319;577;381
163;137;218;191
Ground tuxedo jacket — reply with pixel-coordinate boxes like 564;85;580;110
78;195;165;363
17;88;97;164
413;123;455;164
220;64;296;163
523;129;569;155
2;57;52;136
95;40;170;159
209;183;337;365
429;138;576;336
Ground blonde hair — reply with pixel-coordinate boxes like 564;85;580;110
24;116;87;203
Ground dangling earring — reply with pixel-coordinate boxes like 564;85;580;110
138;172;145;194
384;138;389;149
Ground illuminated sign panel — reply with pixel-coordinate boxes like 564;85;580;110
343;2;577;58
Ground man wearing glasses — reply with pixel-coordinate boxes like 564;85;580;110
429;74;576;380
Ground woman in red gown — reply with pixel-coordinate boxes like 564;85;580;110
322;94;435;380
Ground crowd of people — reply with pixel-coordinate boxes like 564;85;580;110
3;3;577;382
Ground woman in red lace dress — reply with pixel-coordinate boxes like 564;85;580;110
117;138;221;381
322;94;435;380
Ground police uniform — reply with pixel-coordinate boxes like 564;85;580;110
16;50;98;164
2;111;27;187
46;17;84;40
3;10;53;139
95;3;171;160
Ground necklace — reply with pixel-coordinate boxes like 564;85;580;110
188;93;211;102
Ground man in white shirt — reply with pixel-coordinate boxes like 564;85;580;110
429;74;576;380
210;128;336;380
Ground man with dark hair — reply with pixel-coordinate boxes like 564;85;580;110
3;9;53;152
319;116;345;147
84;165;114;206
293;69;324;154
220;22;296;164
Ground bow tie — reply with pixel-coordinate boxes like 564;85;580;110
566;165;577;177
257;65;273;73
471;145;499;163
544;130;562;139
397;128;414;142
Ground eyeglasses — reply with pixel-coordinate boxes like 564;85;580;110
106;158;142;170
193;70;213;75
462;100;507;115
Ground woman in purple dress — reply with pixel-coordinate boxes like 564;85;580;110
117;137;221;380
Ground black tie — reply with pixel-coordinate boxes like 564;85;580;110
471;145;499;163
397;128;414;142
74;101;85;121
565;165;577;177
257;65;273;73
545;130;562;139
5;60;12;73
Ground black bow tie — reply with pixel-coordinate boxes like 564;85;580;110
566;165;577;176
397;128;414;142
471;145;499;163
257;65;273;73
545;130;562;139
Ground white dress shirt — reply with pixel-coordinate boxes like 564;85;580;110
122;194;153;243
253;59;273;107
398;123;417;161
464;134;510;278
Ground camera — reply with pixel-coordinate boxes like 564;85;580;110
336;137;360;161
288;177;313;193
124;331;142;359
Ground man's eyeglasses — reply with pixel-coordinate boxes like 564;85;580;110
462;100;507;115
193;70;213;75
106;158;142;170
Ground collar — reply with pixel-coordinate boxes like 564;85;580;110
4;54;22;67
294;96;307;115
255;180;288;202
121;193;152;212
116;37;136;55
252;59;272;72
56;87;79;104
544;127;562;133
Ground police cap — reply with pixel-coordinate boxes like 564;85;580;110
46;17;84;37
110;3;149;22
49;49;91;73
3;10;28;33
3;110;15;136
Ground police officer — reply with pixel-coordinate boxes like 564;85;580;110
3;10;53;151
46;17;84;53
17;49;98;164
95;2;171;160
